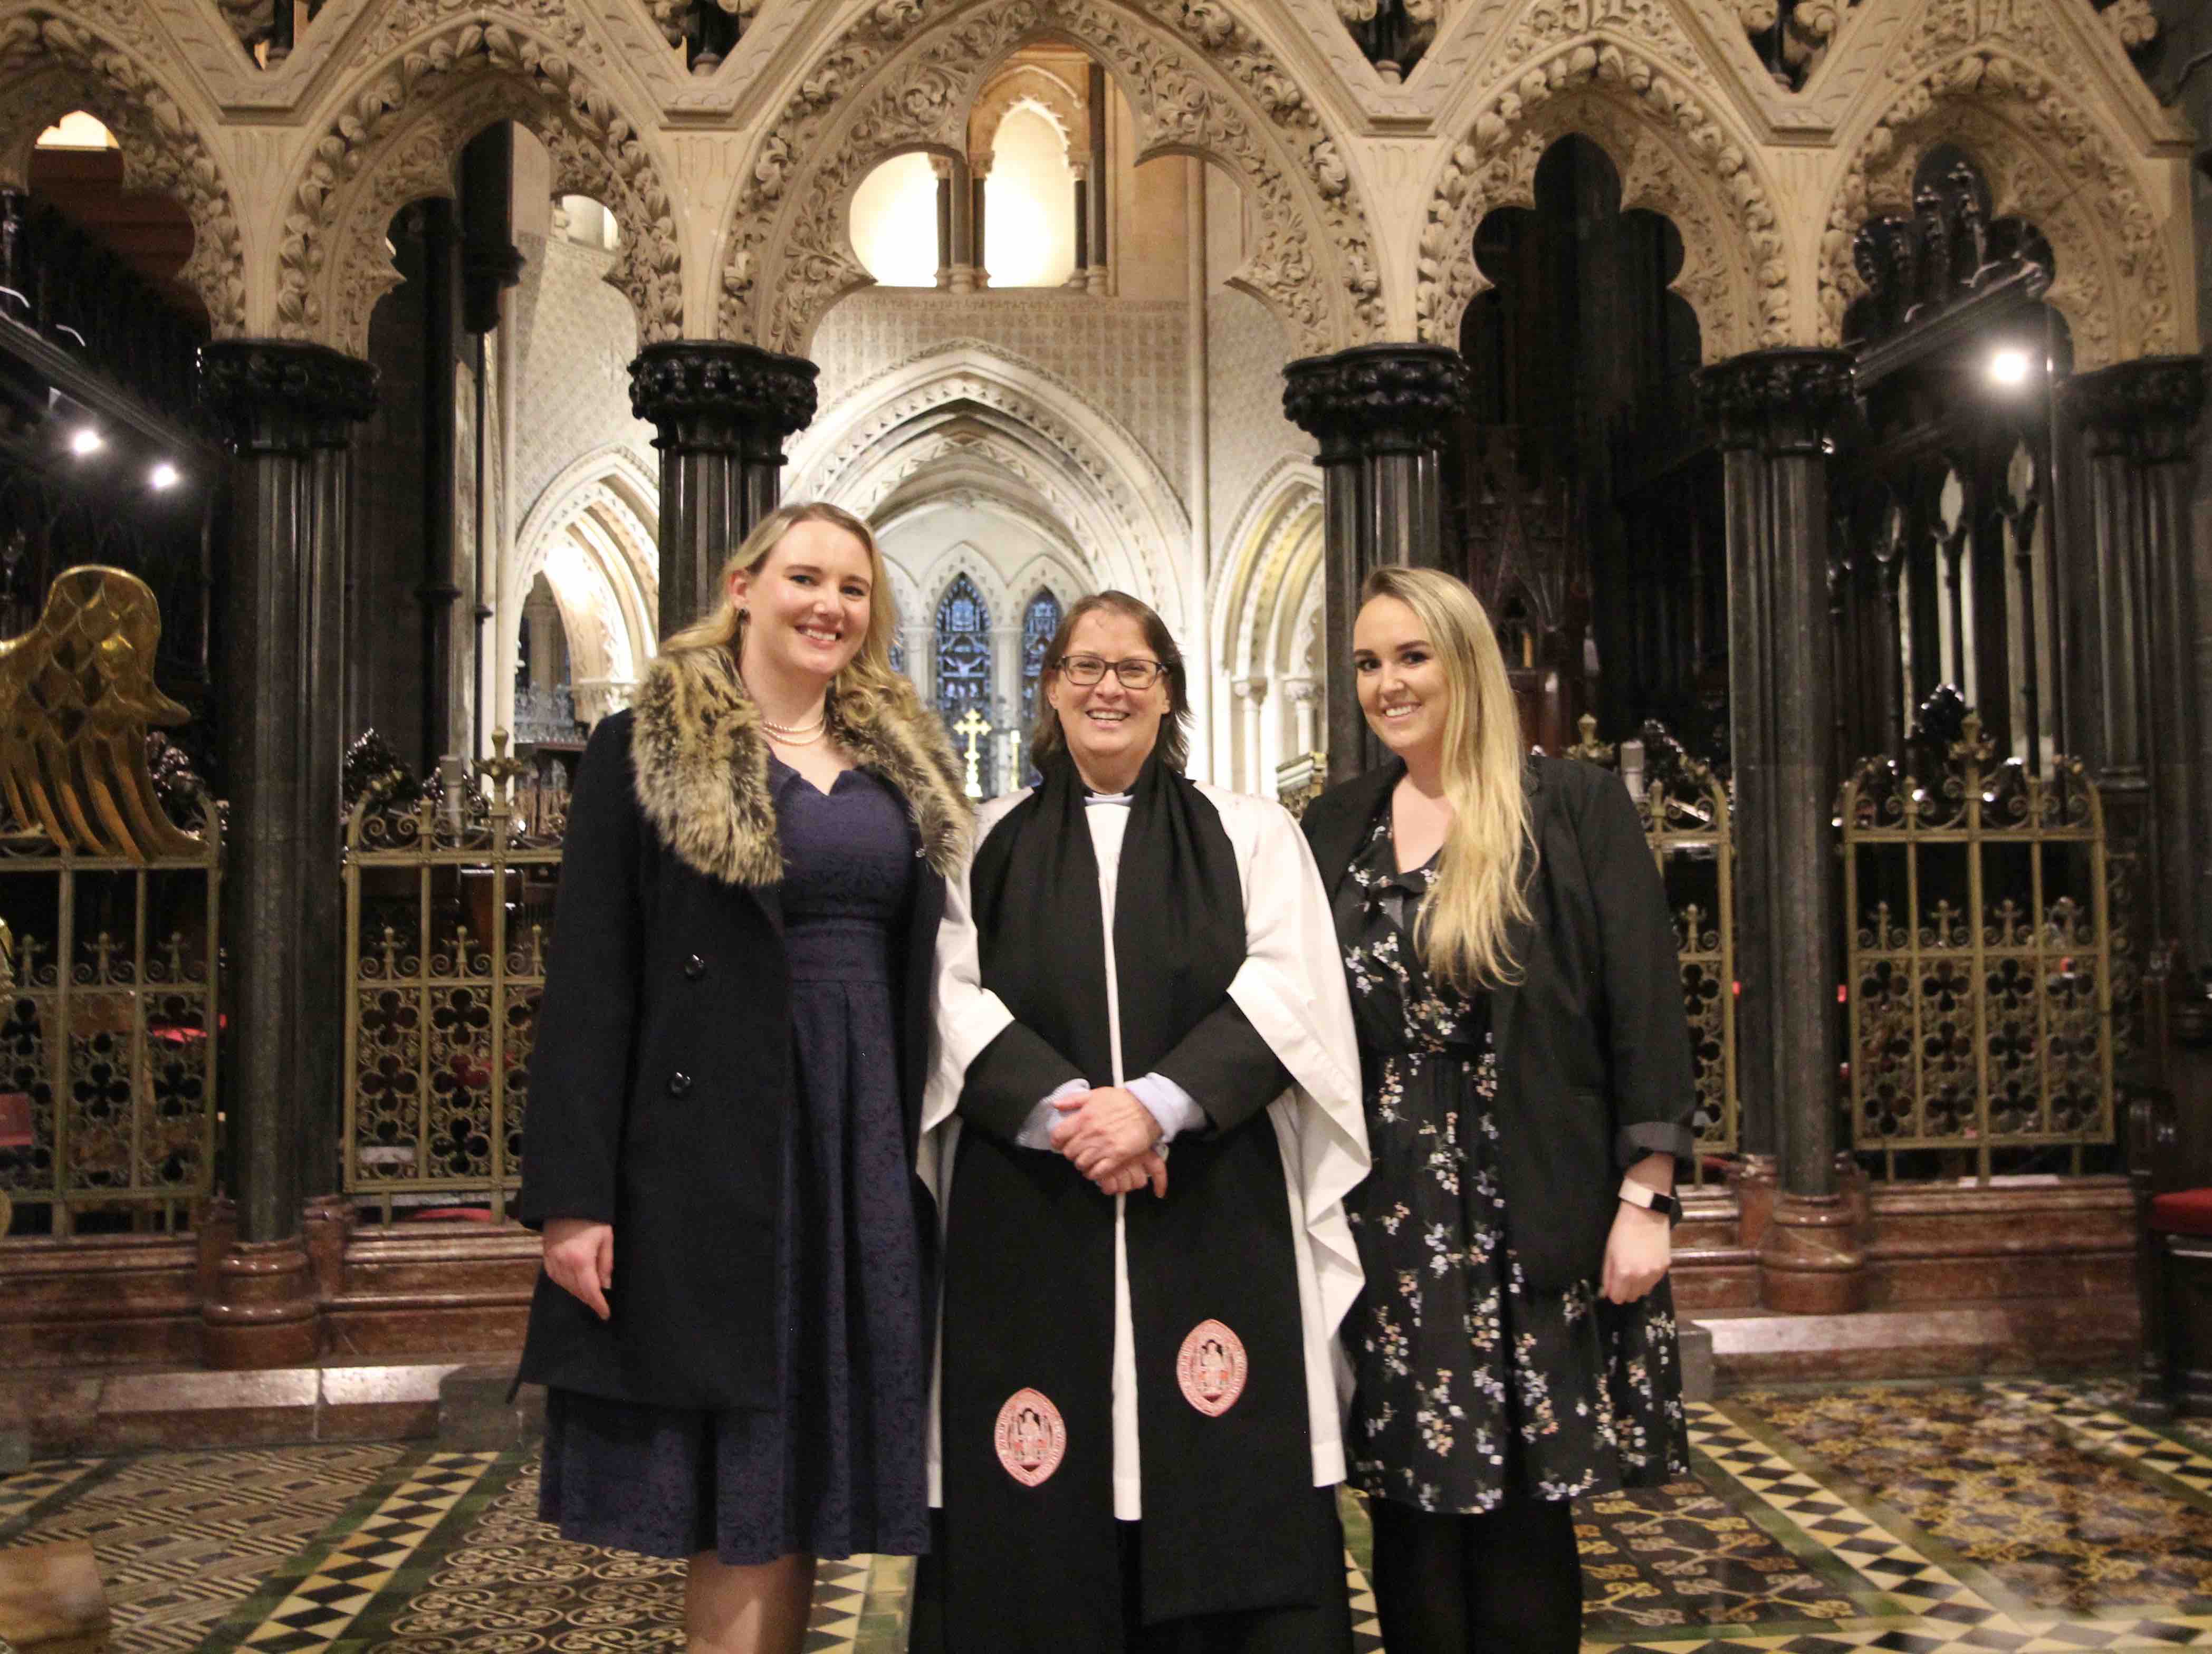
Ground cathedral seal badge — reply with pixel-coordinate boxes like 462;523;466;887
1176;1320;1248;1416
993;1388;1067;1486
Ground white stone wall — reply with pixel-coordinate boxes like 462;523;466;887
811;292;1191;505
511;234;658;515
1206;287;1313;554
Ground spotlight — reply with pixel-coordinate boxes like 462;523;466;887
149;462;180;491
1988;347;2032;387
68;426;102;456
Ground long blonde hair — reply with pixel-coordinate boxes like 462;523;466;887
1361;565;1534;991
660;500;922;731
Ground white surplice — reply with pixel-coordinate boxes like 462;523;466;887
921;781;1370;1517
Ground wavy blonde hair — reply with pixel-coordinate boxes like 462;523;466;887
659;500;925;732
1361;565;1534;991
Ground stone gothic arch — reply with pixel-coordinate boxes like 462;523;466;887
1817;50;2182;369
1211;458;1323;684
1415;40;1793;359
786;339;1190;631
717;0;1386;360
272;18;681;356
968;62;1087;165
0;10;247;333
507;445;660;730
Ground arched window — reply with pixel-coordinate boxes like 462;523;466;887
888;631;907;677
1021;588;1061;726
934;574;993;728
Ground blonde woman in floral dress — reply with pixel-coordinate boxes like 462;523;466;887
1300;566;1695;1654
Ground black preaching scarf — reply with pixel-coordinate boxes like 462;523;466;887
931;749;1332;1649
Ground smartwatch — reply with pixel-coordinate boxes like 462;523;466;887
1618;1178;1681;1221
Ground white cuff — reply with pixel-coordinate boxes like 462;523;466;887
1126;1072;1208;1145
1016;1077;1090;1150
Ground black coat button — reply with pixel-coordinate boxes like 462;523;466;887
667;1072;693;1097
684;954;706;980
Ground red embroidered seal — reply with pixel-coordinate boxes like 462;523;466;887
1176;1320;1248;1416
993;1388;1066;1487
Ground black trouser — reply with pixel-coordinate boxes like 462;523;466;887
1366;1495;1583;1654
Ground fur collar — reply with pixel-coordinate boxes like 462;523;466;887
629;647;971;887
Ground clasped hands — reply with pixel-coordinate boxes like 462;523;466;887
1050;1084;1169;1199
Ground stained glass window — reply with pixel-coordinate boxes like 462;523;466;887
888;630;907;676
1021;589;1061;726
934;574;992;728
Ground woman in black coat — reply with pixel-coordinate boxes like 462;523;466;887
515;501;969;1654
1300;566;1696;1654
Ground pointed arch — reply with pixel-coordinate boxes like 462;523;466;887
273;17;680;355
506;445;662;734
1210;457;1324;685
0;12;246;333
785;339;1191;632
1817;49;2182;368
717;0;1384;358
969;62;1087;164
1416;41;1792;359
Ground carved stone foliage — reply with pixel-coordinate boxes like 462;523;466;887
722;0;1385;360
1734;0;1861;92
276;18;681;355
2063;355;2205;467
1417;43;1790;360
198;338;381;453
0;11;247;334
968;62;1086;164
1281;343;1471;460
1818;51;2179;370
1694;347;1853;455
629;339;819;449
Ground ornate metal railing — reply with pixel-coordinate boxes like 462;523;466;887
0;568;221;1236
342;736;567;1223
1839;714;2113;1180
1569;718;1738;1178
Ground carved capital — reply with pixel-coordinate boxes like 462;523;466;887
2063;355;2206;465
1282;343;1471;463
198;340;379;456
629;340;820;458
1695;349;1854;457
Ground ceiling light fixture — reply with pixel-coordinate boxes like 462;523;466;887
1988;347;2032;387
69;426;102;456
149;462;180;491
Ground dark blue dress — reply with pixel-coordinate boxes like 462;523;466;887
539;757;932;1563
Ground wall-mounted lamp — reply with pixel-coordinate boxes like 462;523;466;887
1987;347;2033;388
68;426;102;456
149;461;180;491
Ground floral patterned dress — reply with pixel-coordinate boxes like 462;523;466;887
1337;806;1690;1514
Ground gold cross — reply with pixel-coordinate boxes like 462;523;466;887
952;706;991;799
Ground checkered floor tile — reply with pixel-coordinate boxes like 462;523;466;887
238;1451;496;1650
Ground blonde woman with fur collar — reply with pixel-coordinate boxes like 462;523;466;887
515;502;969;1654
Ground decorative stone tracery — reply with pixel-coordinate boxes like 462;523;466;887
1416;41;1789;357
721;0;1385;359
968;61;1087;164
0;11;247;333
1817;50;2179;369
274;18;680;354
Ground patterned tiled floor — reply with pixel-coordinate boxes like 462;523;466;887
2;1379;2209;1651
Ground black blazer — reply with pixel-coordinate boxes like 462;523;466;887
1302;754;1696;1291
516;650;970;1409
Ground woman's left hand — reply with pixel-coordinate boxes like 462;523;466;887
1600;1203;1672;1304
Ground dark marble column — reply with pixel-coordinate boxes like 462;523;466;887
1283;343;1472;784
198;338;378;1368
629;341;818;640
2063;358;2209;999
1697;348;1863;1314
415;199;464;774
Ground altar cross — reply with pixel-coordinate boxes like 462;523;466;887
952;706;992;800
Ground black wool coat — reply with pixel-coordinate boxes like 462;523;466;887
515;648;971;1410
1301;754;1697;1291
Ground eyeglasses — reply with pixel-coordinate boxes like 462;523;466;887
1056;653;1169;690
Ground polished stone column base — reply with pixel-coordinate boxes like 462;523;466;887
1730;1153;1778;1253
302;1194;354;1303
202;1236;320;1370
1757;1160;1869;1314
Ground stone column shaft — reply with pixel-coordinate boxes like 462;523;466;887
198;338;378;1367
1699;348;1863;1314
2064;357;2210;980
1283;343;1473;785
630;342;819;639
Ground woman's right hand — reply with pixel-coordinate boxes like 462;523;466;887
543;1218;615;1321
